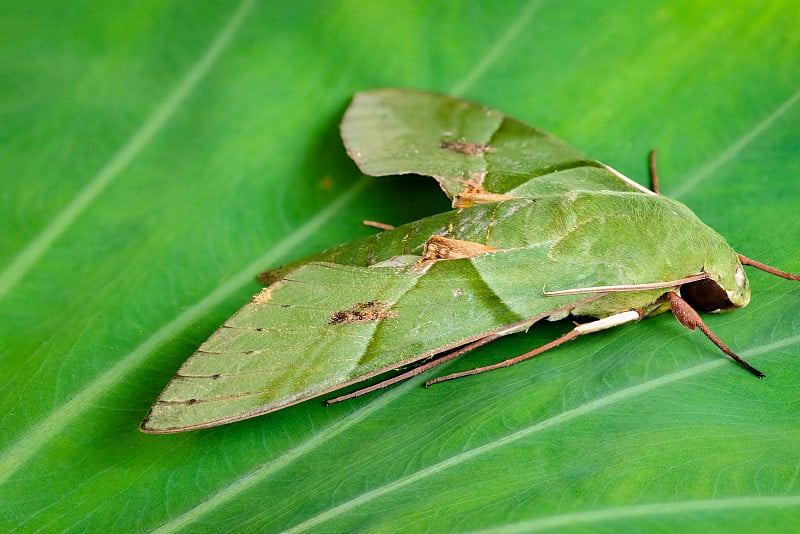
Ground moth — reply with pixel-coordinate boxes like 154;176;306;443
141;89;798;433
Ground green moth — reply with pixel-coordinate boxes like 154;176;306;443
141;88;799;433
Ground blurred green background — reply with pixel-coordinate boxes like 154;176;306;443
1;1;799;531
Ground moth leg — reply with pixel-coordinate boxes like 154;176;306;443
325;332;500;405
425;310;645;387
649;149;660;194
326;295;608;405
667;292;765;377
362;220;395;231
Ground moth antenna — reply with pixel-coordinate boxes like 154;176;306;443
600;164;656;196
738;254;800;281
667;292;764;378
649;149;660;194
543;272;709;296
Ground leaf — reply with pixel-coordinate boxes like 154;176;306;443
1;1;799;532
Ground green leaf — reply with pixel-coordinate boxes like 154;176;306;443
1;1;799;532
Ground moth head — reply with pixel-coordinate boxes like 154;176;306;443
680;256;750;313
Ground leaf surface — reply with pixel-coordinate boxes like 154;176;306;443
1;1;799;532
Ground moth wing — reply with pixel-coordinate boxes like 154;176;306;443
341;88;647;205
142;256;568;433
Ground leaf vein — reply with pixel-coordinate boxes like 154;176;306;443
0;176;371;485
671;84;800;199
472;495;800;533
0;0;258;300
449;0;542;96
280;332;800;533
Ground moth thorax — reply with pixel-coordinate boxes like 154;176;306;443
680;278;738;313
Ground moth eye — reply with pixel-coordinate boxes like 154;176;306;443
680;278;737;312
735;265;746;286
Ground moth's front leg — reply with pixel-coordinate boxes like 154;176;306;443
425;309;646;386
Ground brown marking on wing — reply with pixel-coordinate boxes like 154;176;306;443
452;172;517;208
421;235;497;262
439;140;496;156
329;301;398;325
252;285;275;305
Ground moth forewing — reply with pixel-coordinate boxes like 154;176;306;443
141;253;594;433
